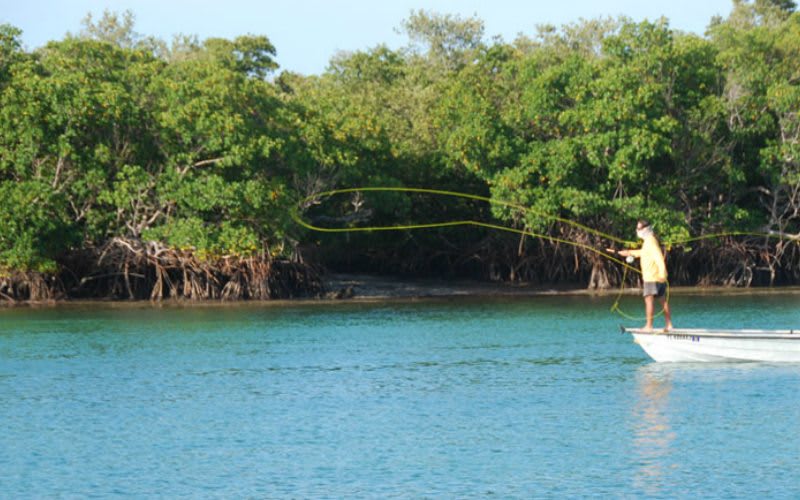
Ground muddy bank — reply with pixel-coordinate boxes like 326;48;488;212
321;274;800;301
4;269;800;306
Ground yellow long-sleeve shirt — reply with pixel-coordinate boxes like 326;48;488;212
629;234;667;282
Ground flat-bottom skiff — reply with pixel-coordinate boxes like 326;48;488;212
622;327;800;362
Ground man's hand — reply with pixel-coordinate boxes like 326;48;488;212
608;248;634;259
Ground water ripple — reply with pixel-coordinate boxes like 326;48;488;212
1;295;800;497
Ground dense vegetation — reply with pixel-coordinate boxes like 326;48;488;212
1;1;799;301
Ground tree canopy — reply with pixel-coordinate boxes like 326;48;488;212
2;3;800;300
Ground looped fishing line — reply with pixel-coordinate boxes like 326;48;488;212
292;187;784;320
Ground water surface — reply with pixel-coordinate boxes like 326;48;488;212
1;294;799;497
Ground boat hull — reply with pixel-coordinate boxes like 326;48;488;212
625;328;800;362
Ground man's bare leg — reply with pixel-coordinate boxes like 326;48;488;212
643;295;655;331
660;297;673;331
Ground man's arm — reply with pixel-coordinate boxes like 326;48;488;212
606;248;642;258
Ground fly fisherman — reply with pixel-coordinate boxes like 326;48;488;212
607;220;673;332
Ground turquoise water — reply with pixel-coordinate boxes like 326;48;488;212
1;294;800;498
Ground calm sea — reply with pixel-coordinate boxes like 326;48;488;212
1;293;799;498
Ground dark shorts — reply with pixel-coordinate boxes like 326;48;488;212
643;281;667;298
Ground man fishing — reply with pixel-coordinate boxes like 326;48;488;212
607;220;673;332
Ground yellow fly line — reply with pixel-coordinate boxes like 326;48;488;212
293;187;627;243
291;187;792;320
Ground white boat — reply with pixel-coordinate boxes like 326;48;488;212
622;327;800;362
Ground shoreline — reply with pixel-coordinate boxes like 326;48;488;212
322;273;800;299
2;273;800;307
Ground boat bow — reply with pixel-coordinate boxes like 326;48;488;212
621;327;800;362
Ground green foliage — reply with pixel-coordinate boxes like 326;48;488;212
0;16;292;274
0;181;75;273
79;9;140;48
0;24;24;88
141;218;261;258
400;10;485;70
203;35;278;78
434;43;519;179
2;6;800;286
710;4;800;235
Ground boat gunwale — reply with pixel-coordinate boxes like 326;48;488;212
623;327;800;340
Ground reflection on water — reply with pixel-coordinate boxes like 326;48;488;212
632;365;676;495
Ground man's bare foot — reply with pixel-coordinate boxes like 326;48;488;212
664;324;673;332
640;325;654;332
